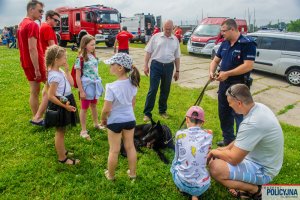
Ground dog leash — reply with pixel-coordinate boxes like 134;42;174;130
164;68;220;145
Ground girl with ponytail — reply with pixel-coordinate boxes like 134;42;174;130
101;53;140;180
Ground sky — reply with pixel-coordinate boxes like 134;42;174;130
0;0;299;28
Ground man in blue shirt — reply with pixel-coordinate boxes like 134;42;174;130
209;19;256;146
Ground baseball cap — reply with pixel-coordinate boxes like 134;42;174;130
186;106;205;121
104;53;133;70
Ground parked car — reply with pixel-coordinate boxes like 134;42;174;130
211;31;300;86
182;30;192;45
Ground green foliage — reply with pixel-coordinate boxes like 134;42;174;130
0;46;299;199
287;19;300;32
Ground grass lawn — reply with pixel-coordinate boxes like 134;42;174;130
0;46;299;199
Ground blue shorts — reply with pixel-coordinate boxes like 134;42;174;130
227;159;272;185
171;168;210;196
107;121;136;133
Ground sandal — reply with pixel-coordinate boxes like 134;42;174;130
80;130;91;141
65;151;74;156
127;169;136;180
94;124;106;130
58;157;80;165
228;188;251;199
104;170;115;181
249;185;262;200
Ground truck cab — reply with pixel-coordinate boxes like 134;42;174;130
55;5;121;47
187;17;247;55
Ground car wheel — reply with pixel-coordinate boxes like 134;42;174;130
286;68;300;86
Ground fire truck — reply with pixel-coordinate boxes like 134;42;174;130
55;5;121;47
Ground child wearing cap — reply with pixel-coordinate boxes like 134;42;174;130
170;106;213;200
101;53;140;180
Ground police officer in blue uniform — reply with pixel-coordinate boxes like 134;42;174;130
209;18;256;147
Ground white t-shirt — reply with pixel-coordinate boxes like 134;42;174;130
235;103;284;178
104;79;137;124
48;69;71;96
171;126;213;187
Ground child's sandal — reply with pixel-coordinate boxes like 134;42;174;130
80;130;91;140
104;170;115;181
58;157;80;165
94;124;106;130
127;169;136;180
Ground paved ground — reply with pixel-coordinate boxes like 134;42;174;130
96;47;300;127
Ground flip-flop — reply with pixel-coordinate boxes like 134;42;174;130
30;119;45;126
80;130;91;141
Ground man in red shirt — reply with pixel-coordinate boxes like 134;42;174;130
152;25;160;35
40;10;60;54
174;26;183;43
18;0;46;125
114;26;133;54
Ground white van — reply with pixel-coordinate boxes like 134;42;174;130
212;31;300;86
121;13;156;43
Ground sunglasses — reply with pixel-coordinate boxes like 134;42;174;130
227;87;240;101
52;18;60;23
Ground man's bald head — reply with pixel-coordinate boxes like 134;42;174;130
163;20;174;37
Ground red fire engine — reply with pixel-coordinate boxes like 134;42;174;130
55;4;121;47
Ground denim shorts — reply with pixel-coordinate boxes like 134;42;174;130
227;159;272;185
171;168;210;196
107;121;136;133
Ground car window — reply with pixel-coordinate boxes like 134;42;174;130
284;39;300;51
259;37;284;50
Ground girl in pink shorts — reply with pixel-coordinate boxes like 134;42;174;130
75;35;104;140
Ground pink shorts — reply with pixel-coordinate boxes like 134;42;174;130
81;99;98;110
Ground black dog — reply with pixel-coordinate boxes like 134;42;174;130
121;119;174;164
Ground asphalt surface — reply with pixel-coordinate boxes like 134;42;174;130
96;47;300;127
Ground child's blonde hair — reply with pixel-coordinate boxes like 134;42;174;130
78;34;96;61
45;45;66;68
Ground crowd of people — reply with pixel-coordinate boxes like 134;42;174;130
6;1;284;199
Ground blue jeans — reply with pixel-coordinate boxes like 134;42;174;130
143;60;174;117
218;81;243;144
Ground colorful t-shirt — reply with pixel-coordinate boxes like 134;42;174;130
171;127;213;187
74;54;100;81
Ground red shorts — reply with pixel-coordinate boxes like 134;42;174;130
23;66;46;82
81;99;98;110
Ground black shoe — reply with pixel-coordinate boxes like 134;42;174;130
217;140;226;147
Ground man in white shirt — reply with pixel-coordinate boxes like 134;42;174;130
143;20;181;121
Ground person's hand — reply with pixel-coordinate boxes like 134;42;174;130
34;68;41;81
173;71;179;81
79;91;86;99
113;47;117;53
216;71;229;82
63;62;69;72
144;65;149;76
65;102;76;112
206;151;214;165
